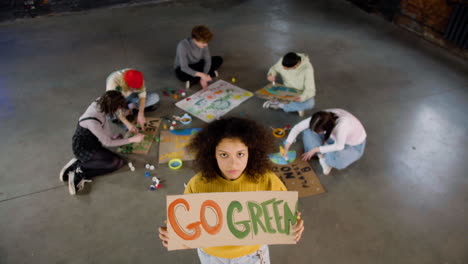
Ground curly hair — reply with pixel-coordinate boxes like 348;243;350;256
96;91;127;116
191;25;213;43
187;117;274;183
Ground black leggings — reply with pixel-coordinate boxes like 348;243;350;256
175;56;223;85
79;148;124;179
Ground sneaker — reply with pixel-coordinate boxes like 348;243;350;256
319;157;332;175
214;70;219;77
68;167;92;195
298;110;305;117
59;158;78;182
185;81;190;89
262;100;282;110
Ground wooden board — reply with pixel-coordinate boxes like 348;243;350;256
117;117;162;154
255;83;300;103
270;155;325;198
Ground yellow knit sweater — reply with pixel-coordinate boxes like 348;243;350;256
184;171;287;259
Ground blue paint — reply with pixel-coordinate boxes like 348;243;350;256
171;161;181;167
169;128;201;135
265;86;298;95
268;151;297;165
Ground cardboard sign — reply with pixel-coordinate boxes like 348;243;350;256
175;80;253;123
255;83;300;103
118;117;161;154
270;156;325;198
158;128;201;163
166;191;298;251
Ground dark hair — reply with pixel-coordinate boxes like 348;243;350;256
96;91;127;115
309;111;338;143
282;52;301;68
191;25;213;43
187;117;274;182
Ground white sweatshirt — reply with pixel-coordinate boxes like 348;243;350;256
286;109;366;153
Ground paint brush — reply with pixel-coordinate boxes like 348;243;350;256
279;146;288;161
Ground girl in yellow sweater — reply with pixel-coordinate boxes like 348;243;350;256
158;117;304;264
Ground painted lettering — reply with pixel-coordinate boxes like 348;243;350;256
227;201;251;239
168;198;202;240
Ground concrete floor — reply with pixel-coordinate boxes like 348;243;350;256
1;0;467;263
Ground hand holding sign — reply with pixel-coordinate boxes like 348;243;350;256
294;212;304;242
158;221;169;248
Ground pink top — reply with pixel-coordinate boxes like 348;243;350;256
79;101;131;147
286;109;366;153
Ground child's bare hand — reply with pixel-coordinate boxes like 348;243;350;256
129;133;145;143
158;221;169;248
267;75;276;83
294;212;304;242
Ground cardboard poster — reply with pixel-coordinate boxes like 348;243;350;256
166;191;298;251
270;155;325;198
158;128;201;163
175;80;253;123
255;83;300;103
118;117;161;154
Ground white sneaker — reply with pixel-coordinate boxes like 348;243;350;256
319;157;332;175
185;81;190;89
214;70;219;77
298;110;305;117
262;101;282;110
59;158;77;182
68;167;92;195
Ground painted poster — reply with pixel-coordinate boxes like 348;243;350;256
158;128;201;163
118;117;162;154
255;83;300;103
270;154;325;198
166;191;298;251
175;80;253;123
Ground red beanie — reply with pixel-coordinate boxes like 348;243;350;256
124;70;143;89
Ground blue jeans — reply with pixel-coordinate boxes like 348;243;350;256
302;129;366;170
126;92;160;108
197;245;270;264
283;97;315;112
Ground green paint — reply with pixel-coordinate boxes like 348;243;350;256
282;202;297;235
119;143;134;154
247;202;267;235
227;201;250;239
272;199;285;233
260;199;276;234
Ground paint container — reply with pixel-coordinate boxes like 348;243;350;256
179;114;192;125
272;128;285;138
168;158;183;170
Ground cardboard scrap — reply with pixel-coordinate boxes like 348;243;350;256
166;191;298;250
158;128;201;163
270;153;325;198
118;117;162;155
